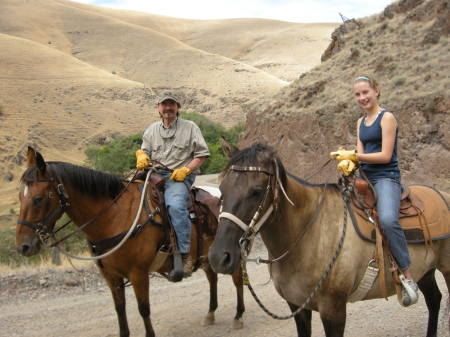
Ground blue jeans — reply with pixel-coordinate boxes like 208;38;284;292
372;178;411;271
158;170;196;254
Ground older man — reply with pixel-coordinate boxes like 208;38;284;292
135;91;210;277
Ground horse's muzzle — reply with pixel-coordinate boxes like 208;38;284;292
16;235;41;257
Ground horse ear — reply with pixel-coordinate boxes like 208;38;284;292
26;146;37;167
35;151;46;173
220;137;238;159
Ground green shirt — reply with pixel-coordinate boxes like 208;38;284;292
141;118;210;173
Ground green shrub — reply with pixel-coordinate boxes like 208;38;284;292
85;112;243;175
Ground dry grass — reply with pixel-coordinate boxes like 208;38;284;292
0;252;94;276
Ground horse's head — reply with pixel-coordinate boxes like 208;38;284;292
16;147;66;256
208;139;285;274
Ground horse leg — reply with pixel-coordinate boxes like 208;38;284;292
104;274;130;337
287;302;312;337
129;271;155;337
202;264;218;326
231;267;245;329
319;295;346;337
418;269;442;337
444;272;450;332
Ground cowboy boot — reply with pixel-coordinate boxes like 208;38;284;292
182;253;193;278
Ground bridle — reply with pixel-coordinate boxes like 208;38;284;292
218;158;349;321
17;172;71;243
17;166;134;246
218;159;294;257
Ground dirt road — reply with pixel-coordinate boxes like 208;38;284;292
1;249;448;337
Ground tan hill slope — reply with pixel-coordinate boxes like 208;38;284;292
0;0;335;223
242;0;449;190
54;0;337;81
0;0;295;128
0;33;160;220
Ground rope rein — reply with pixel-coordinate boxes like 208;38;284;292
48;170;152;261
240;187;350;319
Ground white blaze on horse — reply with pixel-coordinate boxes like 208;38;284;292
208;140;450;337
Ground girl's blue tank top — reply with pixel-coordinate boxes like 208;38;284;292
359;109;401;182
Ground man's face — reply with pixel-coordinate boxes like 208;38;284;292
158;100;179;120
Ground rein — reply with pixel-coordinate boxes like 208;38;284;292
219;160;350;320
18;165;153;261
52;169;153;261
242;183;351;320
18;168;136;246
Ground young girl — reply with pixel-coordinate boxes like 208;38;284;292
332;75;419;306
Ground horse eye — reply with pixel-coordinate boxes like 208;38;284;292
249;187;263;197
32;196;44;207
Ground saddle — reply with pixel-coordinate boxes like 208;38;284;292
135;170;220;273
350;177;450;243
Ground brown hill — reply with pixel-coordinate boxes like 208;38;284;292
55;0;336;81
0;0;336;223
0;33;160;220
242;0;449;190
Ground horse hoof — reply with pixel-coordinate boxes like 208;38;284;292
233;318;244;329
202;312;215;326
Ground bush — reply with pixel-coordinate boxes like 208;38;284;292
85;134;142;175
85;112;243;175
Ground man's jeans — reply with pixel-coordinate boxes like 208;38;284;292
158;170;195;254
373;178;411;271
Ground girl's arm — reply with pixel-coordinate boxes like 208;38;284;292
357;112;397;164
356;117;364;155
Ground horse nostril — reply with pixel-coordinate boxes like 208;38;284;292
222;252;232;266
21;244;30;255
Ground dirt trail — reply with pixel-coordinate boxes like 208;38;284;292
0;249;448;337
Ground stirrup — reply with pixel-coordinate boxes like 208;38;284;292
399;274;418;307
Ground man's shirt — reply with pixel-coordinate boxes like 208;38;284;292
141;118;210;173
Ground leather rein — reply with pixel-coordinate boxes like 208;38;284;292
18;166;136;247
218;159;319;264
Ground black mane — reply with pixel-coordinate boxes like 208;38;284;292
224;143;287;187
224;143;336;189
21;162;125;199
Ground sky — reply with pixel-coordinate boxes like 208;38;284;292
72;0;394;23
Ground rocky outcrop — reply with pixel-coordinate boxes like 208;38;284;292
243;0;450;190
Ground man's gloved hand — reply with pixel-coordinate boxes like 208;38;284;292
330;148;359;163
337;159;357;176
135;149;151;171
170;167;192;182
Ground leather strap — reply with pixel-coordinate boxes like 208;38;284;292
219;205;274;234
375;224;387;299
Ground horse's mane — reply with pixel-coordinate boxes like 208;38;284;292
21;162;125;199
223;143;337;189
223;143;287;187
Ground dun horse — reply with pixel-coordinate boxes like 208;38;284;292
16;147;245;337
209;141;450;337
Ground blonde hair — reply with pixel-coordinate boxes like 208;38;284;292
354;75;381;98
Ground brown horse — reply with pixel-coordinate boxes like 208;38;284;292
208;141;450;337
16;147;245;337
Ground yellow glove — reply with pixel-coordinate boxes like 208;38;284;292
170;167;192;182
337;159;357;176
330;148;359;163
135;149;151;171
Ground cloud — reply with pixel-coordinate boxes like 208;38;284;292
71;0;394;23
